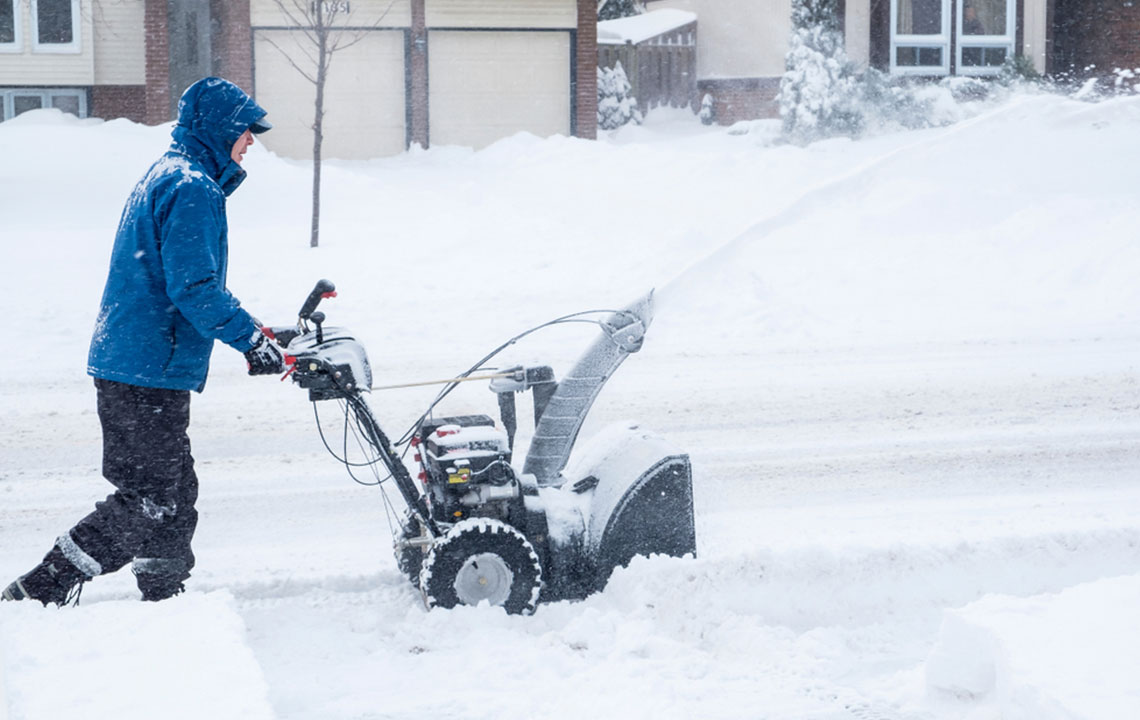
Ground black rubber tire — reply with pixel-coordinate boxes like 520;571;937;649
395;510;425;587
420;518;543;615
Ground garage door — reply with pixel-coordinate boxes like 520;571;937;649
253;29;407;160
428;30;571;149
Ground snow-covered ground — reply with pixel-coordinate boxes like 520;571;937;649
1;91;1138;720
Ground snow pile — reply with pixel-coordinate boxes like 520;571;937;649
0;591;275;720
926;574;1140;719
659;94;1140;352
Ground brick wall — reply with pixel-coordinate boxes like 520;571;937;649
698;78;781;125
211;0;253;94
576;0;597;140
91;85;147;123
144;0;171;124
1063;1;1140;74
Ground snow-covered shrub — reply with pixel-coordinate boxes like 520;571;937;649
999;55;1044;86
597;62;643;130
779;0;862;144
598;0;644;21
779;0;983;144
699;93;715;125
857;68;951;130
1111;68;1140;94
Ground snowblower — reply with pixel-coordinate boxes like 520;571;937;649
269;280;695;614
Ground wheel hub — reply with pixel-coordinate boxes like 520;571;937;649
453;552;514;607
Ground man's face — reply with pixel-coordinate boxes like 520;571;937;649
231;129;254;165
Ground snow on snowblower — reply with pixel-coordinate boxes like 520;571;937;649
267;280;695;614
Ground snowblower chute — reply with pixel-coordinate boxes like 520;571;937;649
276;282;695;613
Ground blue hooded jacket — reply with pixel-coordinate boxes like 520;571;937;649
88;78;269;392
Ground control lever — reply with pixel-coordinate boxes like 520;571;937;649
310;311;326;344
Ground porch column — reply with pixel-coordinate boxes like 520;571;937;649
576;0;597;139
144;0;171;124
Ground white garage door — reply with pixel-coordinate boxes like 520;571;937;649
253;29;407;160
428;30;571;149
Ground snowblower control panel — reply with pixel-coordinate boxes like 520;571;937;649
267;279;373;402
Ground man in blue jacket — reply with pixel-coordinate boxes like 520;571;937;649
3;77;285;605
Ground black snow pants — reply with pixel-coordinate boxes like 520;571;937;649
68;378;199;599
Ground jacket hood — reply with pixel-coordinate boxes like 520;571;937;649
170;77;269;196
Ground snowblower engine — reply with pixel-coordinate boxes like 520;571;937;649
414;416;517;522
275;280;696;615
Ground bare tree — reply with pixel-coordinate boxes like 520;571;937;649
263;0;393;248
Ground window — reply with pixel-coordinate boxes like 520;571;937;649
32;0;80;53
957;0;1015;75
890;0;1015;76
1;88;88;121
0;0;21;52
891;0;950;74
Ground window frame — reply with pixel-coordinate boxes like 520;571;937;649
0;0;22;53
955;0;1016;76
1;87;88;121
31;0;81;54
890;0;952;76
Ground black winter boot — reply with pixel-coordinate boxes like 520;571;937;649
132;558;189;602
2;545;90;607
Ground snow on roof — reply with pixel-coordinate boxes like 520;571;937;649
597;9;697;45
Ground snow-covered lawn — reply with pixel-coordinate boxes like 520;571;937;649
1;91;1138;720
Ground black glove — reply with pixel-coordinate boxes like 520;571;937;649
245;331;286;375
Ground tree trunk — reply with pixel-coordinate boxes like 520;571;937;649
311;27;328;248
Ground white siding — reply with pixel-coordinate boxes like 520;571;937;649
1023;0;1047;74
0;0;95;86
93;0;144;85
251;0;411;29
253;28;407;159
651;0;792;78
428;30;570;149
424;0;575;29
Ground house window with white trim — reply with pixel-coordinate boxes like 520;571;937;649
892;0;949;74
32;0;81;53
0;0;21;52
958;0;1014;74
891;0;1014;75
1;88;88;121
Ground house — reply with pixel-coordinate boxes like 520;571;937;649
1;0;600;158
0;0;285;125
647;0;1140;124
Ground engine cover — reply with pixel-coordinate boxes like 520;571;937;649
416;415;516;522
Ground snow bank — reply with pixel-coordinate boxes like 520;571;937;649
0;591;275;720
657;94;1140;351
926;574;1140;719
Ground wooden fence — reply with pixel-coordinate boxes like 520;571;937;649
598;20;698;113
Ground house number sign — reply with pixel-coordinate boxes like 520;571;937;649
311;1;352;13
